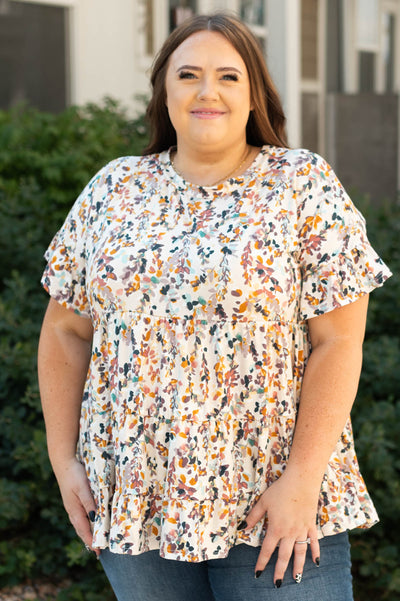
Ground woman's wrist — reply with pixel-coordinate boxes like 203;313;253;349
280;463;324;498
49;448;80;475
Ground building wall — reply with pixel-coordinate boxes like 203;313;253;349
69;0;158;114
2;0;400;197
2;0;301;135
266;0;301;147
3;0;168;115
324;0;400;200
69;0;135;108
326;93;398;202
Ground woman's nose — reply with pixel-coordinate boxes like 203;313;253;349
197;77;219;101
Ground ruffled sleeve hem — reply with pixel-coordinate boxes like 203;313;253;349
41;242;91;318
299;247;392;321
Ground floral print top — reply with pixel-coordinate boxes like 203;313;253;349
42;145;392;561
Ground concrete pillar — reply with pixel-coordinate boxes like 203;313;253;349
69;0;137;109
266;0;301;147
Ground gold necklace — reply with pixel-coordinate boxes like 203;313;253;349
171;146;251;187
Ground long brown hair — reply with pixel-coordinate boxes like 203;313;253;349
143;13;288;154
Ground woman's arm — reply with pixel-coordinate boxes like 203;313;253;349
38;298;99;554
243;295;369;583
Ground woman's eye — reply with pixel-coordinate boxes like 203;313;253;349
222;73;239;81
178;71;196;79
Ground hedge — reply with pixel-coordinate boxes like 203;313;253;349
0;101;398;600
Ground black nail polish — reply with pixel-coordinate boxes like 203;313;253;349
295;573;302;584
88;511;96;522
237;520;248;531
315;557;320;567
255;570;262;579
274;579;282;589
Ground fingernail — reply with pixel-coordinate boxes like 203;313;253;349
274;579;282;589
88;511;96;522
295;573;302;584
315;557;320;567
255;570;263;579
237;520;248;531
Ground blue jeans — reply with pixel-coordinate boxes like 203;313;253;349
100;531;353;601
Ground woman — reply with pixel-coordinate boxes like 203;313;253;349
38;13;392;601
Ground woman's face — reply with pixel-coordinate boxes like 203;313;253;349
165;31;252;153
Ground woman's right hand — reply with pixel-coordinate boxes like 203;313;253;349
54;458;100;557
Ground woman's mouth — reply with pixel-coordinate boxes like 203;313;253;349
190;110;225;119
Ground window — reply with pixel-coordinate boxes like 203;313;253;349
240;0;265;27
169;0;196;32
241;0;267;56
0;1;67;112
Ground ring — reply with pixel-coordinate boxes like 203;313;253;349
295;538;311;544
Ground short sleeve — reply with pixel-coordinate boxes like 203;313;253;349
294;152;392;321
41;165;110;317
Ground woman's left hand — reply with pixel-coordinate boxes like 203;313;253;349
242;471;320;586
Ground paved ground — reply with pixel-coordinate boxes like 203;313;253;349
0;581;70;601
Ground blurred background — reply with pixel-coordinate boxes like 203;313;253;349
0;1;399;600
0;0;400;198
0;0;399;200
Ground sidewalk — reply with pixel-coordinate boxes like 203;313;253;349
0;581;70;601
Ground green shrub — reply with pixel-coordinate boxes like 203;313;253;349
0;99;148;597
350;196;400;601
0;103;398;600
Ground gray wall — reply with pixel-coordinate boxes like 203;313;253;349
326;93;398;202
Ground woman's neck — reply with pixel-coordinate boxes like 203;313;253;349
171;143;257;187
